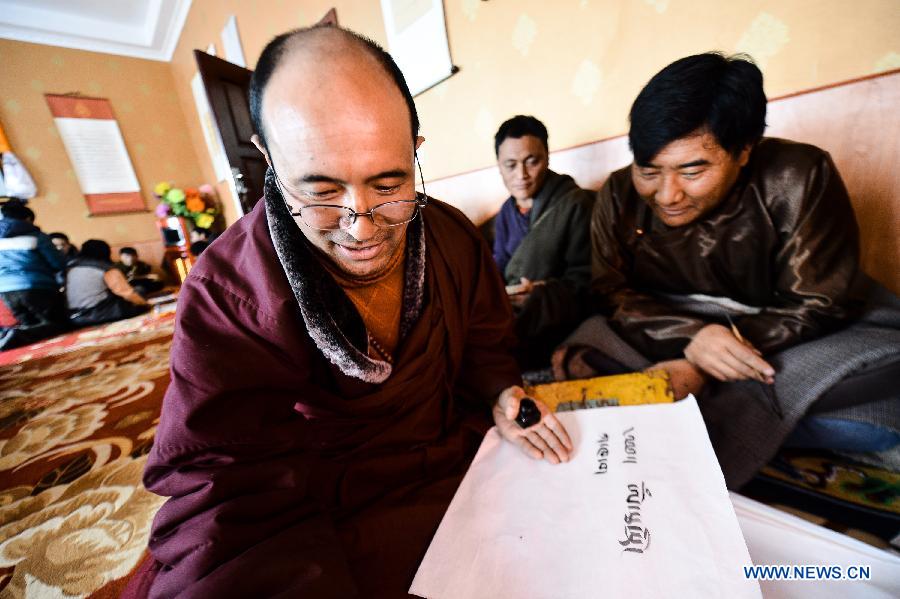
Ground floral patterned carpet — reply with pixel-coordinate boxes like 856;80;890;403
0;309;176;368
1;307;896;596
0;311;176;598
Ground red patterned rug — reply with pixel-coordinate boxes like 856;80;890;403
0;310;177;367
0;311;176;597
1;307;895;596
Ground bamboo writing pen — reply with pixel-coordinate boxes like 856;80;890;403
725;314;783;419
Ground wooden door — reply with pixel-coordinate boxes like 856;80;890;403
194;50;266;215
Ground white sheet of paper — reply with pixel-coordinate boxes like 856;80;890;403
410;397;761;599
53;117;140;195
732;493;900;598
380;0;454;95
221;15;246;67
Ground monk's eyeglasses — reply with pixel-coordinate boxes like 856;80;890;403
273;154;428;231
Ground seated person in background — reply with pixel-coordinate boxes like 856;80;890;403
66;240;149;326
115;246;164;296
124;26;569;599
49;232;78;263
493;115;595;368
554;52;900;487
0;201;67;350
188;226;216;256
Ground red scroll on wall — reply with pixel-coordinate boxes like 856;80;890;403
45;94;145;215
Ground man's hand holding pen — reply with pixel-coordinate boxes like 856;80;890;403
684;324;775;384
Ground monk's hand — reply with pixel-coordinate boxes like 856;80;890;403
684;324;775;384
493;385;573;464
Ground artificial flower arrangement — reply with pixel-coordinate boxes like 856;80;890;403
153;182;219;230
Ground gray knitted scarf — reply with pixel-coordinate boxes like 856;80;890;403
263;168;426;384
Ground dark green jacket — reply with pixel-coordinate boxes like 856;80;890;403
500;170;595;360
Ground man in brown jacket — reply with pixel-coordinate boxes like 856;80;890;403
555;53;900;487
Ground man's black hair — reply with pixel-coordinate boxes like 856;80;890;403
1;201;35;222
192;227;211;239
80;239;112;262
119;247;138;257
190;240;210;256
629;52;767;166
249;25;419;150
49;232;70;242
494;115;549;157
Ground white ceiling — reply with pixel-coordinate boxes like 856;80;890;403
0;0;193;62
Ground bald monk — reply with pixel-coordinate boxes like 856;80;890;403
125;26;572;599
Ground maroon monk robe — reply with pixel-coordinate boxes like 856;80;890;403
134;194;521;598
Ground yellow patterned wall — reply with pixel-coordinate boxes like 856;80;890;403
0;40;204;251
168;0;388;225
168;0;899;221
2;1;897;232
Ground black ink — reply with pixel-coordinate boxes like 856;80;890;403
516;398;541;428
622;426;637;464
619;481;652;554
594;433;609;474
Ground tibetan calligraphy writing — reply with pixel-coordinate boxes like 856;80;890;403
410;397;760;599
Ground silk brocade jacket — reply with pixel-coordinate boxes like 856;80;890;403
591;138;861;361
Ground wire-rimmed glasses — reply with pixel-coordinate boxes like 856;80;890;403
273;155;428;231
